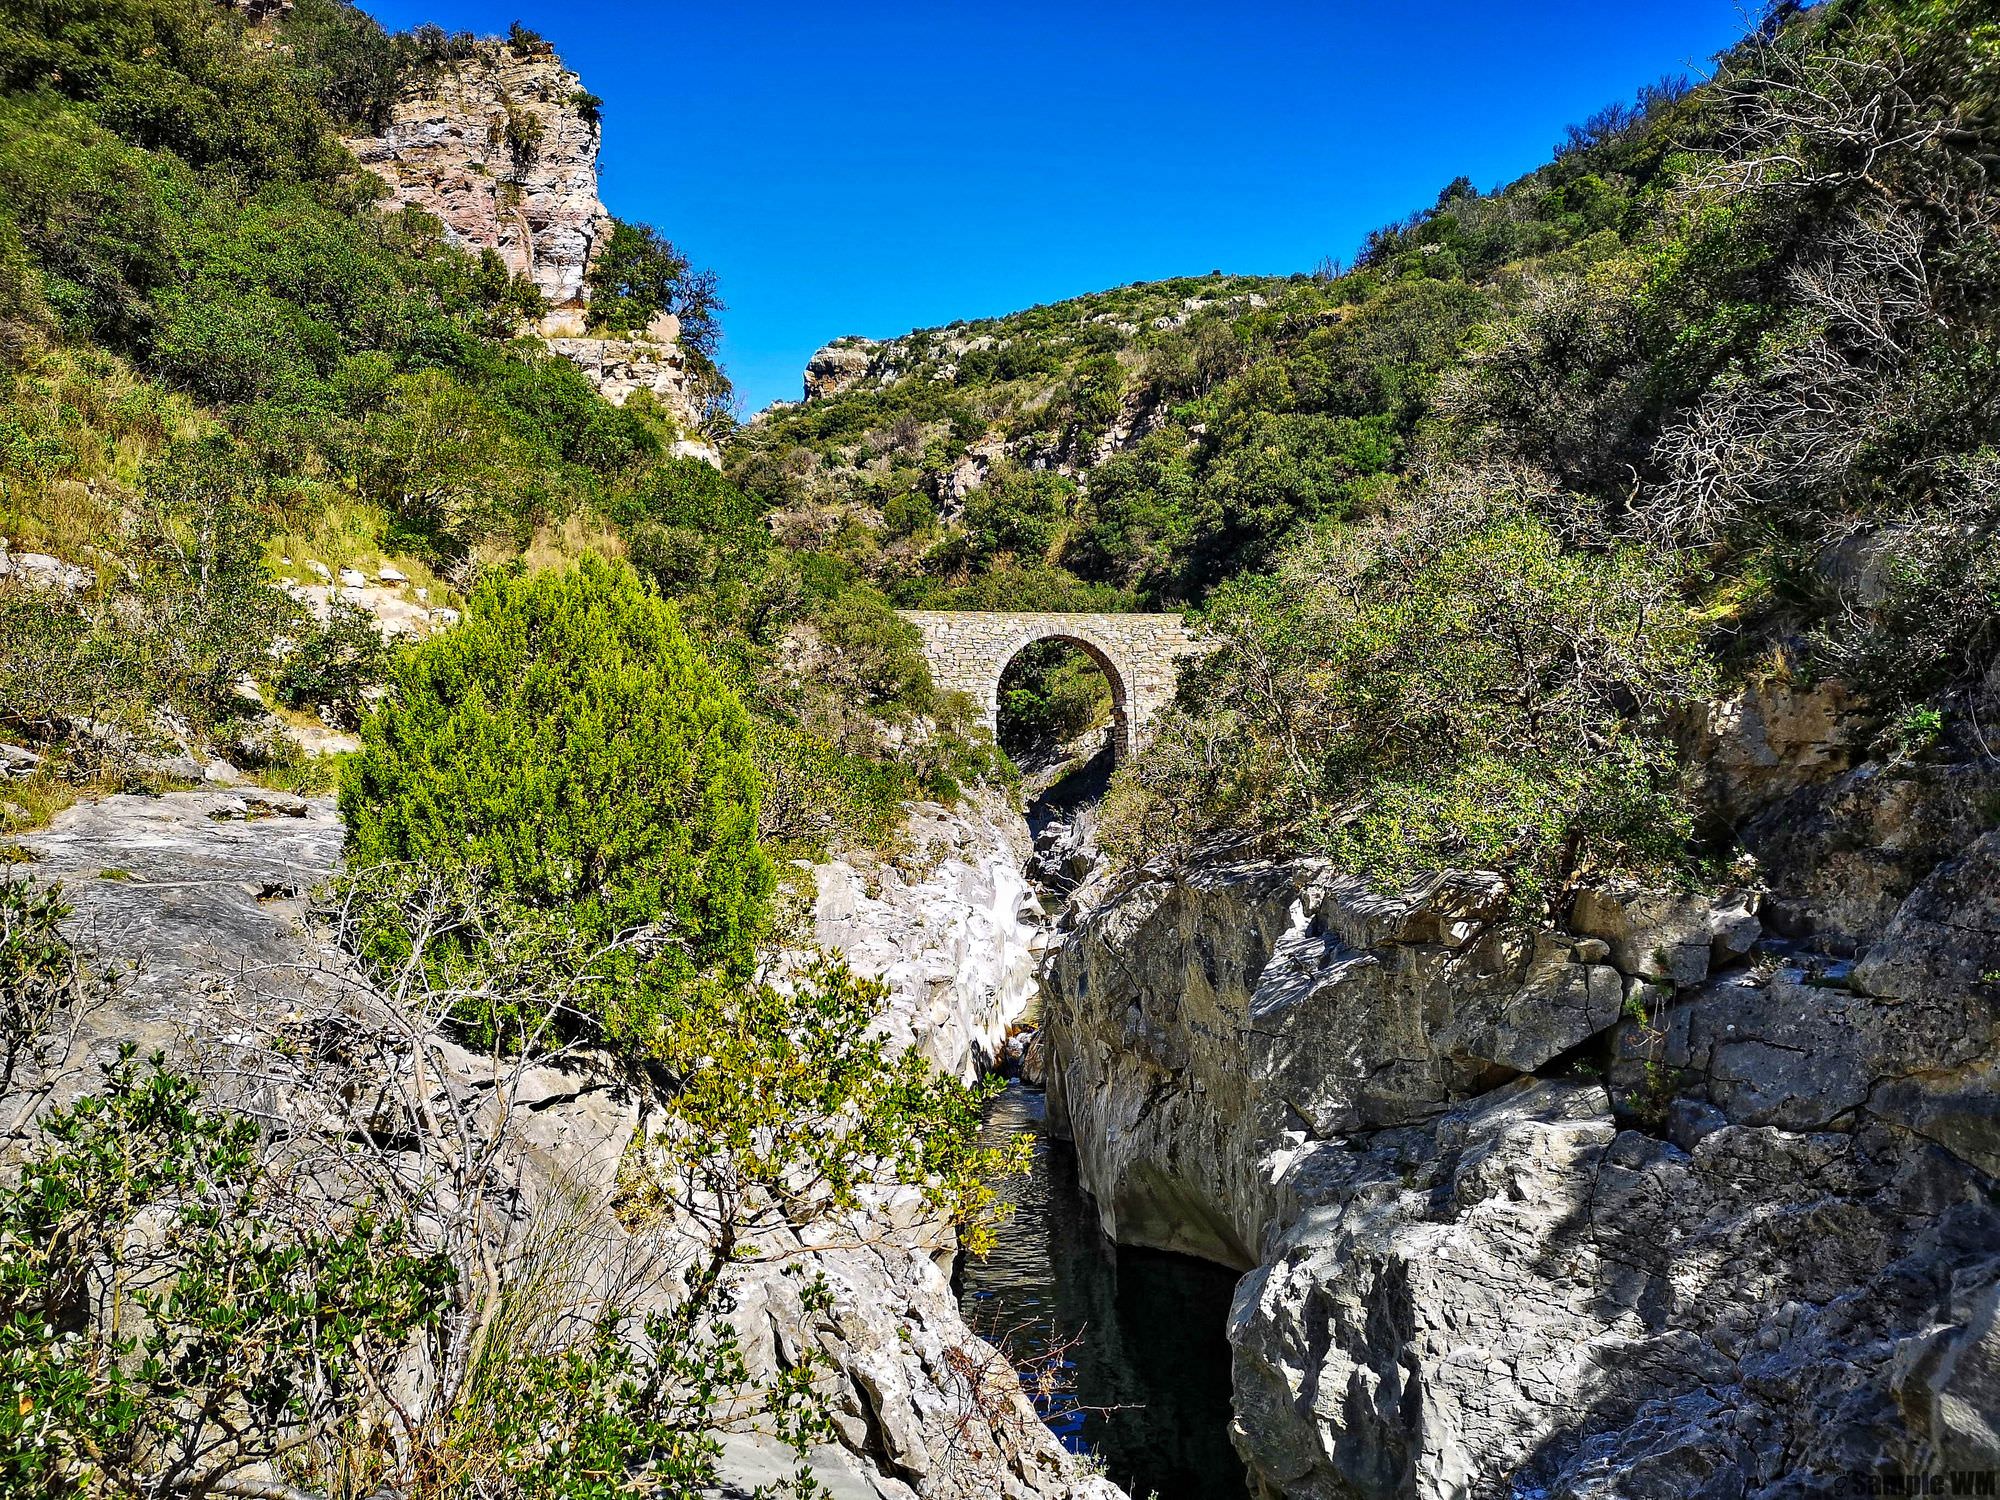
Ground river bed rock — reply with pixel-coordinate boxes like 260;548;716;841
7;792;1120;1500
812;791;1043;1083
1230;1079;1999;1498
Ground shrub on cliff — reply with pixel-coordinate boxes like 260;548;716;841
1103;498;1713;910
586;219;723;356
340;556;774;1047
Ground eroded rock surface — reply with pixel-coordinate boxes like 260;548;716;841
1041;861;1744;1267
1043;727;2000;1497
1231;1080;1999;1498
805;339;882;402
9;792;1118;1500
813;792;1043;1083
345;43;610;311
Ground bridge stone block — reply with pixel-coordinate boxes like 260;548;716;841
895;610;1207;761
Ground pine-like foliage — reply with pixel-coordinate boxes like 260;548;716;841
340;556;774;1043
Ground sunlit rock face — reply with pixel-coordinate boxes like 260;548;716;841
1040;698;2000;1497
344;43;711;442
812;790;1044;1084
1040;858;1749;1269
345;42;611;312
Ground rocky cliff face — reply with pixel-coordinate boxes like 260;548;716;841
1041;692;2000;1496
812;791;1044;1083
14;791;1118;1500
804;338;884;403
346;42;610;312
345;42;711;446
1043;862;1754;1269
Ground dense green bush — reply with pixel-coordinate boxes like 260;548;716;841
0;876;81;1093
341;557;774;1045
1104;503;1713;909
276;599;388;726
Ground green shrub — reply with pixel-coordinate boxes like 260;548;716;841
584;219;722;359
0;1047;451;1500
0;876;81;1093
1104;502;1712;909
275;598;387;727
809;588;934;711
340;557;774;1049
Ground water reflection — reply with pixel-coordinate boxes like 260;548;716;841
955;1083;1250;1500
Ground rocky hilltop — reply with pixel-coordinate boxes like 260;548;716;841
345;37;712;446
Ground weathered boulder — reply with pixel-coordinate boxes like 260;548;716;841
1610;830;2000;1176
1744;759;2000;951
0;548;94;592
1569;880;1760;989
280;577;445;639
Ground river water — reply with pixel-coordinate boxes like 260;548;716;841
955;1082;1251;1500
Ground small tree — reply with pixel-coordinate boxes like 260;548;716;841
340;556;774;1051
584;219;722;356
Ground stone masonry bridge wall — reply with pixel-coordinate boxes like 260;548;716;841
895;611;1207;761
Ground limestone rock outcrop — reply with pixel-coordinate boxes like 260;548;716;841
1230;1080;2000;1498
1042;861;1752;1268
11;792;1120;1500
345;44;610;312
1743;757;2000;951
804;339;882;402
344;44;711;442
1683;677;1869;820
812;792;1043;1083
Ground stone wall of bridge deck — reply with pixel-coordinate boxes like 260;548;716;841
894;610;1207;761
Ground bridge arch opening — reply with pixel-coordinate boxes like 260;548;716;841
893;608;1201;770
991;634;1131;767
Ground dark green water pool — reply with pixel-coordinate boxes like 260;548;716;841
955;1083;1252;1500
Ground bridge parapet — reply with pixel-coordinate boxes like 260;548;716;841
895;610;1206;761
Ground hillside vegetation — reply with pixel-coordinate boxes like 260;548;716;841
0;0;991;850
738;0;2000;901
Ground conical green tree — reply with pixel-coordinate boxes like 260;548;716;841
340;556;774;1049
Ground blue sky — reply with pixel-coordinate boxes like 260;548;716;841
358;1;1757;412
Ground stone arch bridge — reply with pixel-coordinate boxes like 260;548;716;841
896;611;1207;762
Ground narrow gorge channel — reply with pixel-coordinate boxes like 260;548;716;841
953;740;1254;1500
955;1082;1249;1500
